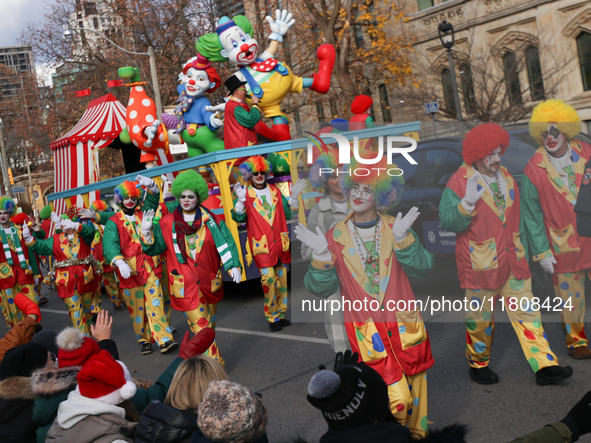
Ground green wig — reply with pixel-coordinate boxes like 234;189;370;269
39;205;52;220
172;169;209;204
196;15;255;62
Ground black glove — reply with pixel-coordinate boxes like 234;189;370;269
561;390;591;441
319;350;360;371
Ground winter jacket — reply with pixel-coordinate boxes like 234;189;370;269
45;390;136;442
0;374;38;442
135;400;197;443
0;316;37;363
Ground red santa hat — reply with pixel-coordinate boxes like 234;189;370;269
57;328;101;368
351;95;373;115
76;350;137;405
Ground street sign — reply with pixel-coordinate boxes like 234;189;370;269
11;186;25;193
424;102;439;114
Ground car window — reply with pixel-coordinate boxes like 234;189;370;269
425;149;463;188
392;152;419;189
503;132;539;178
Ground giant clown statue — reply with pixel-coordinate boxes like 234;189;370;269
196;10;335;142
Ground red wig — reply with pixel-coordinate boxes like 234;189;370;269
462;123;510;165
11;213;30;225
351;95;373;114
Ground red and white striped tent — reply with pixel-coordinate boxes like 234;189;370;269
50;93;127;215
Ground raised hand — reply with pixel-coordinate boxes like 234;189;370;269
141;209;155;236
79;208;96;220
234;184;247;202
464;174;486;206
392;206;420;242
294;223;329;257
265;9;295;42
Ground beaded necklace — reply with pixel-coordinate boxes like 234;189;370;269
351;218;381;291
481;172;506;214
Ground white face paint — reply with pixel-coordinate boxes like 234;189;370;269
542;123;566;155
184;68;212;97
123;197;138;209
252;171;266;186
349;183;375;213
179;190;198;211
219;25;258;65
474;147;502;176
0;210;10;226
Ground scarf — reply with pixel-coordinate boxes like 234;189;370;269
174;90;193;134
173;205;202;263
0;224;27;269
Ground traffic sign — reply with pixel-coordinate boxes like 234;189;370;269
424;102;439;114
11;186;25;194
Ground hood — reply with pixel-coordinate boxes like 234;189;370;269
0;376;36;423
57;390;125;429
31;365;80;396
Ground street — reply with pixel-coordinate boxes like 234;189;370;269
2;271;590;443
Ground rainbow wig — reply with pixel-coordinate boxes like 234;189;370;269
90;200;108;212
39;205;52;220
340;157;404;210
172;169;209;203
529;99;581;144
239;156;272;181
114;180;144;204
462;123;510;166
309;153;338;192
0;197;16;215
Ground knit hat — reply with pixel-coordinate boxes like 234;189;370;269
307;363;391;430
56;327;101;368
461;123;510;166
76;350;137;405
0;343;48;380
31;329;58;357
198;380;267;443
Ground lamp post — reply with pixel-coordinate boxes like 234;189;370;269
438;20;464;136
63;26;163;116
0;119;11;198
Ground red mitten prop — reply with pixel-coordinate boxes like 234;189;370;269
255;121;291;142
310;44;335;94
15;293;41;322
178;327;215;359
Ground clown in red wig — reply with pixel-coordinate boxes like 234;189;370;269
439;123;573;386
232;155;305;331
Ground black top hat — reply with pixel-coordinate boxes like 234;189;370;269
224;75;248;95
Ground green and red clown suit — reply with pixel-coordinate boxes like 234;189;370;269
232;156;294;324
522;100;591;351
439;123;561;374
26;222;99;334
103;181;174;349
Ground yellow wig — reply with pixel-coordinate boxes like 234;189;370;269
529;99;581;144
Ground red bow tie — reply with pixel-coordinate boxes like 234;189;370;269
249;58;279;72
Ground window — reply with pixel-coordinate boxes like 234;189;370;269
316;104;325;121
577;32;591;91
525;46;545;100
379;84;392;122
503;51;522;105
459;63;475;115
441;68;455;113
392;153;419;189
417;0;434;11
425;149;463;188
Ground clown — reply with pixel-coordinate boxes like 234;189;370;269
0;197;41;328
296;157;433;438
103;176;177;355
196;10;335;142
23;209;99;334
349;95;375;131
439;123;573;385
169;55;225;157
522;100;591;359
141;169;242;364
232;156;305;330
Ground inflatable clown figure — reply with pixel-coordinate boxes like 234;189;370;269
196;10;335;142
165;55;225;157
118;66;169;167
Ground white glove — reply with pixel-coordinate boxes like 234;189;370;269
540;256;557;274
205;103;226;113
230;267;242;283
60;219;80;232
294;223;329;258
135;174;159;194
234;184;247;202
79;208;96;220
392;206;420;243
290;179;306;208
22;223;33;243
51;212;61;225
462;174;486;209
209;113;224;129
143;120;160;148
115;259;132;279
265;9;295;42
141;209;155;236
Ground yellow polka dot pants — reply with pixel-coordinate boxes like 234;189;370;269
185;300;222;365
260;263;288;324
63;289;93;335
552;271;588;349
0;283;36;329
387;371;428;438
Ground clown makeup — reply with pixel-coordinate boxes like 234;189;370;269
542;123;568;156
474;147;502;177
185;68;211;97
349;183;375;213
327;174;344;200
0;210;10;227
252;171;266;188
180;190;198;212
123;197;138;210
219;25;259;65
